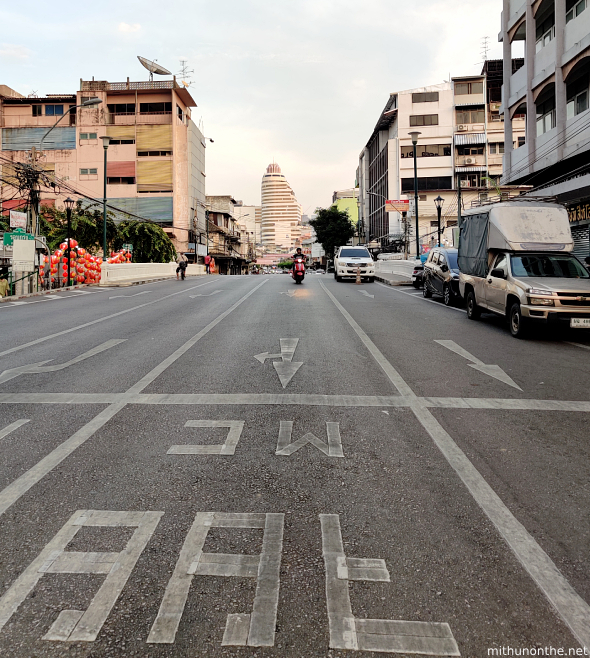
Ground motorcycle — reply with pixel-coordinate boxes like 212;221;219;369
291;257;305;284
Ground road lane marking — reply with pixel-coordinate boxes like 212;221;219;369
280;291;297;297
276;421;344;457
0;278;220;358
565;341;590;351
2;392;590;411
435;339;522;390
168;420;245;455
0;280;268;518
148;511;283;647
254;338;303;388
0;419;30;440
0;509;162;641
358;289;374;298
189;290;222;298
320;514;460;655
376;282;467;313
0;340;126;385
108;290;152;299
320;280;590;649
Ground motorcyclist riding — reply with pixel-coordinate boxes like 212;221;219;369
292;248;307;262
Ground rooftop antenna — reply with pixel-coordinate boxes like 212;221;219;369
178;59;194;88
481;36;490;62
137;56;172;82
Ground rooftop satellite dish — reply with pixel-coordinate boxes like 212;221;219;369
137;56;172;81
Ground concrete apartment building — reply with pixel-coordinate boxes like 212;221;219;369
205;195;248;275
500;0;590;257
0;76;205;255
233;203;262;261
357;64;527;252
260;162;302;253
332;188;359;226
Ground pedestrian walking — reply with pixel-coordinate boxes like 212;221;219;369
0;274;9;299
204;254;211;274
176;256;188;280
210;257;216;274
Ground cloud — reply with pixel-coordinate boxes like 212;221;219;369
0;43;32;59
118;22;141;33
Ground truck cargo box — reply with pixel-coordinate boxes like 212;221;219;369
458;202;572;277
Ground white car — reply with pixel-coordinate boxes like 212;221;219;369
334;246;375;282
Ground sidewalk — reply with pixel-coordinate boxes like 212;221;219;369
375;272;413;287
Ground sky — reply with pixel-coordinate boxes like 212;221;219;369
0;0;505;215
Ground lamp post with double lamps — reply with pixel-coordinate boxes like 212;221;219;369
64;197;75;286
434;195;445;247
408;131;421;258
100;136;111;261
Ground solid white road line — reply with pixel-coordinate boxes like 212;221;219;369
0;278;220;358
0;419;30;440
376;282;467;313
320;280;590;649
0;280;268;518
565;341;590;351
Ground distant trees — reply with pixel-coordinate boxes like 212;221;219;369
309;206;355;261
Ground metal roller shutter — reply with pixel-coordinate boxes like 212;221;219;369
136;160;173;192
106;126;136;141
572;226;590;259
107;161;136;177
136;125;172;152
1;127;76;151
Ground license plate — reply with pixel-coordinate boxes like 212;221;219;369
570;318;590;328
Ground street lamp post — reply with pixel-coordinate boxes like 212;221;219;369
64;197;75;286
434;195;445;247
409;131;421;259
100;136;111;260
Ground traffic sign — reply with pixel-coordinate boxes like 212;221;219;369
385;200;409;213
3;228;35;247
122;243;133;252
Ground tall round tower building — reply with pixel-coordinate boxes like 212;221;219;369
261;162;302;252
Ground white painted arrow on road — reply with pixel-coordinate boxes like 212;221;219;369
109;291;151;299
280;291;297;297
0;339;127;385
435;339;522;390
190;290;222;298
254;338;303;388
358;289;374;299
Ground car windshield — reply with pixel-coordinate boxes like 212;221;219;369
339;249;371;258
510;254;590;279
445;252;459;270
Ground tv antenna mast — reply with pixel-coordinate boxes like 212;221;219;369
137;56;172;81
178;59;194;88
481;36;490;62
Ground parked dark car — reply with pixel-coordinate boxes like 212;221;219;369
423;247;461;305
411;263;424;288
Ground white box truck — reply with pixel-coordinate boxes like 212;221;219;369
458;200;590;338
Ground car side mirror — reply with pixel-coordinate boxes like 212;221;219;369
490;268;506;279
441;264;449;273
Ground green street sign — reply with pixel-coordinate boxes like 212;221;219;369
122;243;133;252
3;228;35;247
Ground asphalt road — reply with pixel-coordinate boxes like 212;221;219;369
0;273;589;657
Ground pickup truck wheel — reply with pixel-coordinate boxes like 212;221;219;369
423;281;432;298
443;284;452;306
509;301;529;338
412;281;420;289
466;291;480;320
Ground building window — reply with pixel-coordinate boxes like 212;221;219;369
401;176;452;191
489;142;505;154
566;0;587;21
457;146;484;155
536;95;556;136
412;92;439;103
139;102;172;113
79;132;98;141
566;72;590;118
107;177;135;185
400;144;450;158
80;168;98;176
409;114;438;126
107;103;136;115
456;109;485;124
536;15;555;52
45;105;64;116
32;105;42;117
137;150;172;156
81;96;100;105
454;81;484;95
108;139;135;145
517;136;526;147
177;105;184;121
458;173;484;188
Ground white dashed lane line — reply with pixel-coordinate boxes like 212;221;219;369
376;282;467;313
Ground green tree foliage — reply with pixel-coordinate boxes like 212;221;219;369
39;202;118;254
309;206;355;261
115;220;176;263
0;216;8;233
277;259;293;269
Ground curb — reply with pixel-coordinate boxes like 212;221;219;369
100;274;209;288
0;283;91;304
375;276;413;287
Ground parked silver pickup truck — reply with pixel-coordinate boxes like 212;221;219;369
458;200;590;338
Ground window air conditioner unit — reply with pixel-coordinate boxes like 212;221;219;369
465;157;474;164
460;180;471;187
457;124;467;131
